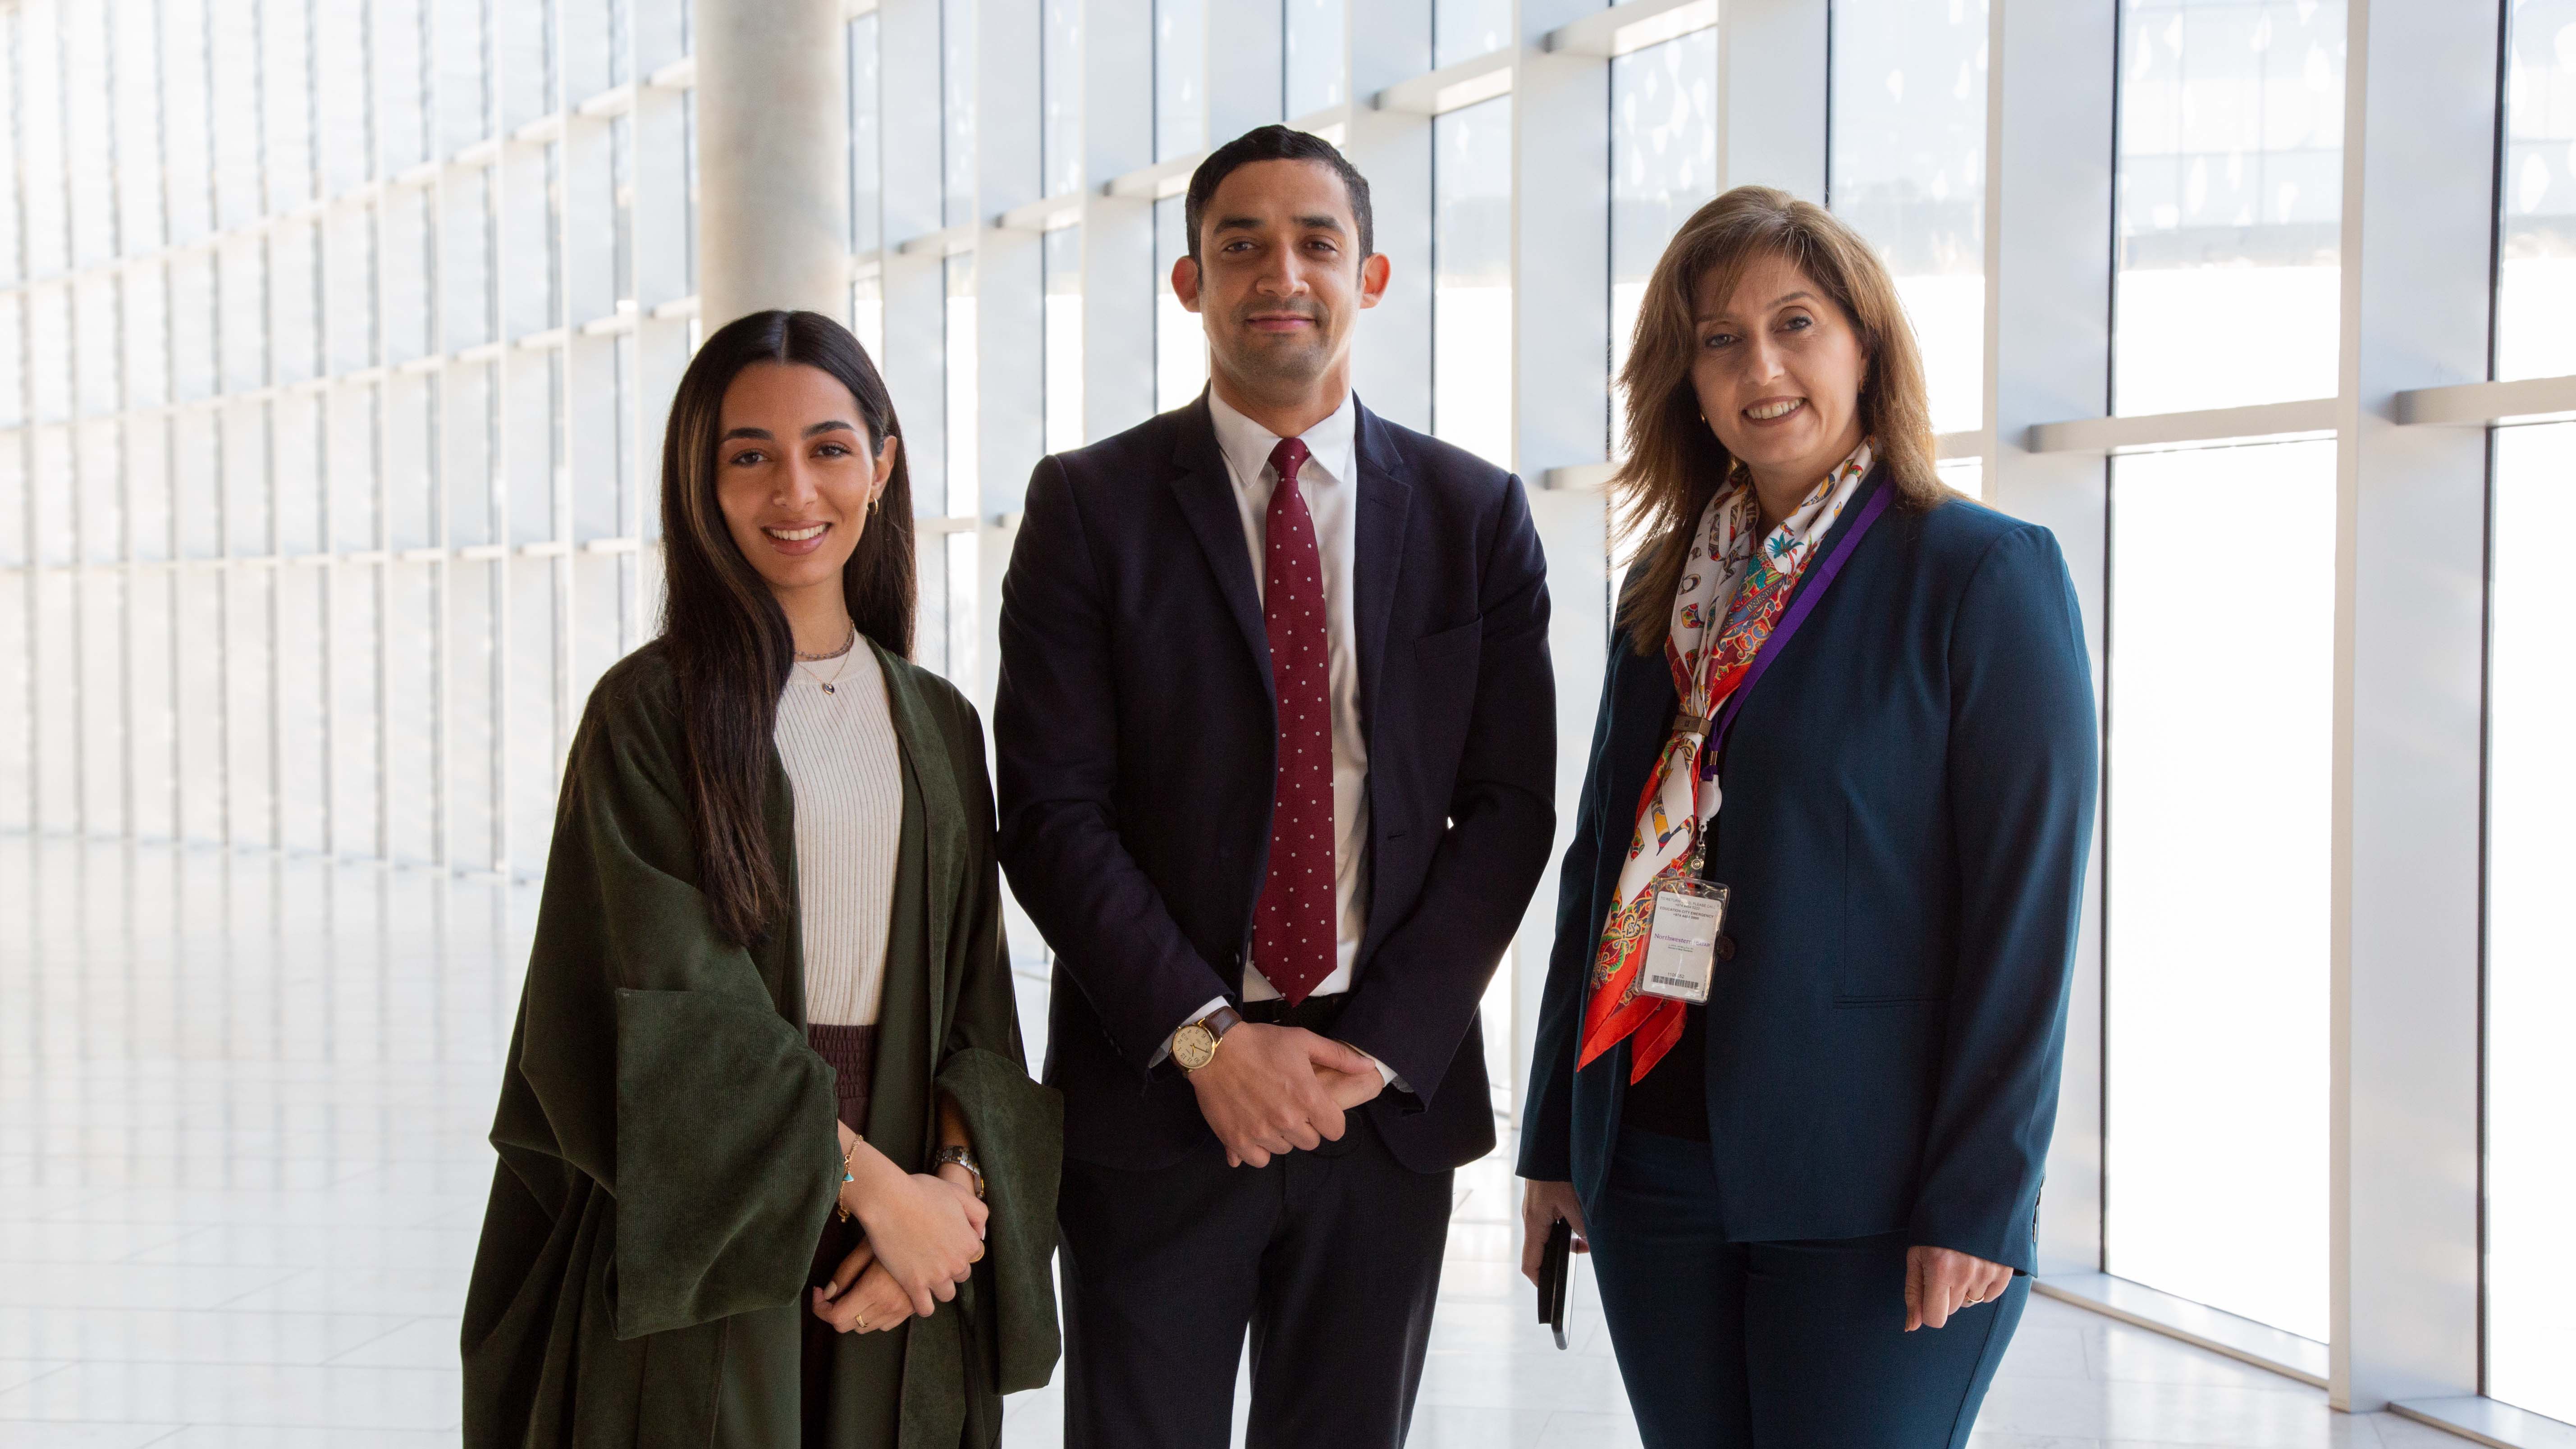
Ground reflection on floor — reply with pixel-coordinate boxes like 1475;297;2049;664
0;840;2472;1448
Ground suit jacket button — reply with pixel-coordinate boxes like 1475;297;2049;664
1715;934;1737;962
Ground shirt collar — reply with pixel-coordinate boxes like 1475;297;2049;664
1206;385;1359;489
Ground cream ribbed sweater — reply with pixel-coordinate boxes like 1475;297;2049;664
775;641;903;1028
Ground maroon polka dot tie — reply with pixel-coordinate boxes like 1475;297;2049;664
1253;436;1335;1006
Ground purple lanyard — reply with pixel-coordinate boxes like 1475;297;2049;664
1700;482;1893;780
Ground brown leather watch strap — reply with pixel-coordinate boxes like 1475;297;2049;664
1200;1005;1245;1040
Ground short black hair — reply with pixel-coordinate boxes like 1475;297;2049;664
1183;125;1375;265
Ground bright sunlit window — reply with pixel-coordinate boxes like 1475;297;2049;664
1832;0;1988;436
2114;0;2346;415
1432;95;1514;472
2103;439;2335;1342
2485;418;2576;1425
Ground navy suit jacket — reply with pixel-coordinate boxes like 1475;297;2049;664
1517;469;2098;1273
996;393;1557;1174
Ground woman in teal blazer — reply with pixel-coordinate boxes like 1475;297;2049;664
1516;189;2098;1447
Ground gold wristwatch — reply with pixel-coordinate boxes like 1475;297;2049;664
1171;1005;1245;1074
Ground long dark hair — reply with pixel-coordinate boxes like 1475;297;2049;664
658;309;916;945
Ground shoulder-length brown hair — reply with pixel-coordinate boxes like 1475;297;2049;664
1611;185;1947;655
657;309;916;946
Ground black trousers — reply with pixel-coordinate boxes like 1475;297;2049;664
1056;1105;1453;1449
1586;1127;2027;1449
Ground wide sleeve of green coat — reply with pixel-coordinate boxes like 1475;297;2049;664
490;657;843;1343
928;688;1064;1397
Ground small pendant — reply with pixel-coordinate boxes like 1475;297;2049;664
821;682;836;694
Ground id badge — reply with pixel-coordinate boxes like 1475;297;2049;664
1638;879;1729;1004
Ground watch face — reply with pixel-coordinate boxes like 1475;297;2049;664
1174;1024;1215;1072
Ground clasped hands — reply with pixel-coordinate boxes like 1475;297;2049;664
1516;1180;2013;1332
1188;1022;1385;1168
810;1130;988;1336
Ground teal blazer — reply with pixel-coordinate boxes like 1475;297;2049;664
1517;468;2099;1273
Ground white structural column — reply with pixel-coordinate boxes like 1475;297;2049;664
694;0;854;327
2326;0;2496;1413
1982;0;2116;1280
1507;0;1613;1112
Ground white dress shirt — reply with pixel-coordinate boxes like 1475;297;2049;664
1167;389;1396;1086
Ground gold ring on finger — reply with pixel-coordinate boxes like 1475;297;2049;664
854;1312;868;1332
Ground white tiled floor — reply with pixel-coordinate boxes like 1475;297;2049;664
0;839;2475;1448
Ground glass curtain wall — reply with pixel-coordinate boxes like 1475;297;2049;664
1286;0;1347;117
2104;438;2335;1342
1436;0;1514;69
2098;0;2349;1344
2486;421;2576;1423
1830;0;1988;438
1607;25;1716;585
1157;0;1207;162
2499;0;2576;380
1609;27;1718;439
1155;196;1206;411
2114;0;2346;413
0;0;695;880
1045;227;1085;457
2485;2;2576;1422
1432;95;1513;471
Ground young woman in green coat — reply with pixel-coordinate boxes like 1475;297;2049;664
462;310;1062;1447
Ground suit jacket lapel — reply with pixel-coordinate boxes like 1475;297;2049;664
1167;394;1277;702
1350;398;1414;743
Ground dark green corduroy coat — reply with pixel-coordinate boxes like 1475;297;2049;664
461;640;1062;1447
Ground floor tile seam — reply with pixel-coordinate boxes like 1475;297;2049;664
2076;1372;2324;1396
0;1229;206;1264
199;1265;325;1310
0;1416;466;1435
3;1359;467;1376
0;1359;458;1379
5;1158;499;1168
25;1206;487;1230
320;1314;435;1366
0;1301;395;1317
0;1423;202;1448
0;1363;79;1395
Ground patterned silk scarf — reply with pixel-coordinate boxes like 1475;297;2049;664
1577;441;1874;1082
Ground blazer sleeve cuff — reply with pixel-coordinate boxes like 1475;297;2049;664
1904;1199;2039;1277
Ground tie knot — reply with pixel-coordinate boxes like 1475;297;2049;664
1268;436;1311;488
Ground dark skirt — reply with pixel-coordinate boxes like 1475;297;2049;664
802;1022;882;1446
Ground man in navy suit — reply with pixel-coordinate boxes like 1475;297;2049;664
996;125;1557;1448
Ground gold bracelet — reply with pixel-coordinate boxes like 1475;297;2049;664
836;1132;865;1222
